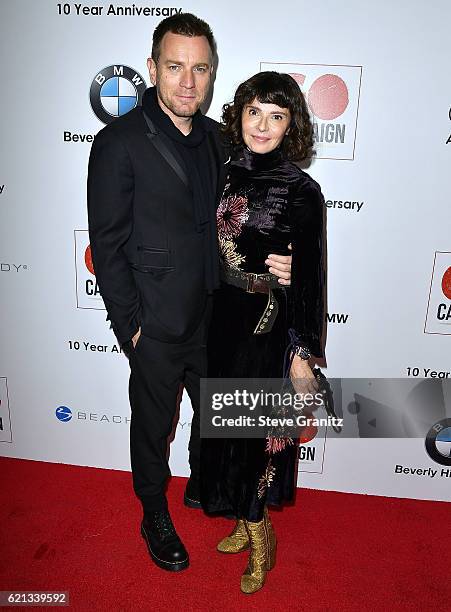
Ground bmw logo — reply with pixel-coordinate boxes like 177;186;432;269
90;65;147;124
56;406;72;422
425;418;451;466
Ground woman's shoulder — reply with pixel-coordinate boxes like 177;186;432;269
285;161;323;202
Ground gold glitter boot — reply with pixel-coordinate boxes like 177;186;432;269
240;510;276;594
217;519;250;553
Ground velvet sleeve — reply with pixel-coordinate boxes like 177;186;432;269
288;178;325;358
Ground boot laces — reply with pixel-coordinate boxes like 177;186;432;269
151;511;177;539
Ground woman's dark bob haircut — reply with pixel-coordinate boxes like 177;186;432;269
222;71;314;162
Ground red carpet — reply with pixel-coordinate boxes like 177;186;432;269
0;457;449;611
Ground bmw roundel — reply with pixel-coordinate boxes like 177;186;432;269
90;65;147;124
425;418;451;466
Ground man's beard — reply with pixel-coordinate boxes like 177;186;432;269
171;106;196;118
157;84;201;118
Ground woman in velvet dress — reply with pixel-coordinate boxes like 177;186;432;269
201;72;325;594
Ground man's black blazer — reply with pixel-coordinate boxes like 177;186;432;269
87;105;227;345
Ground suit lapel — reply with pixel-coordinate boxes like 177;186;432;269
142;110;230;208
142;111;190;190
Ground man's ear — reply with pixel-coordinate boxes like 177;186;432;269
147;57;157;86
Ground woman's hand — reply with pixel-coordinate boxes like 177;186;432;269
265;243;293;286
290;354;319;396
131;327;141;348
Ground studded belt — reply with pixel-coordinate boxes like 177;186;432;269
220;265;280;335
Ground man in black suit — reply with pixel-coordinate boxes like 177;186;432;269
87;13;291;572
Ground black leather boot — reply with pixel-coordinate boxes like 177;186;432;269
141;510;189;571
183;477;201;509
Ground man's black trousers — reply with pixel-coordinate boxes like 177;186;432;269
128;312;208;514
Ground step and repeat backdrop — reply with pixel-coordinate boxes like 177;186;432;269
1;0;450;502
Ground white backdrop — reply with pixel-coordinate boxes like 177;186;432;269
1;0;450;502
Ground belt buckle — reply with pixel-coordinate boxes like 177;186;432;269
246;273;258;293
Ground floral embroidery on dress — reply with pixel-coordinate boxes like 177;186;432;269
256;438;294;499
257;460;276;500
217;194;249;238
219;236;246;269
265;436;294;454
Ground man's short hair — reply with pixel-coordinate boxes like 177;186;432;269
151;13;216;63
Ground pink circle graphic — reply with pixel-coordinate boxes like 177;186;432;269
298;412;318;443
299;425;317;444
288;73;306;87
85;245;95;276
441;267;451;300
307;74;349;120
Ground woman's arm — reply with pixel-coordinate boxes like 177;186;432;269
289;177;325;358
287;177;326;393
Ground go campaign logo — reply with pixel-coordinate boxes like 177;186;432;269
74;230;105;310
261;62;362;160
297;411;328;475
425;251;451;335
